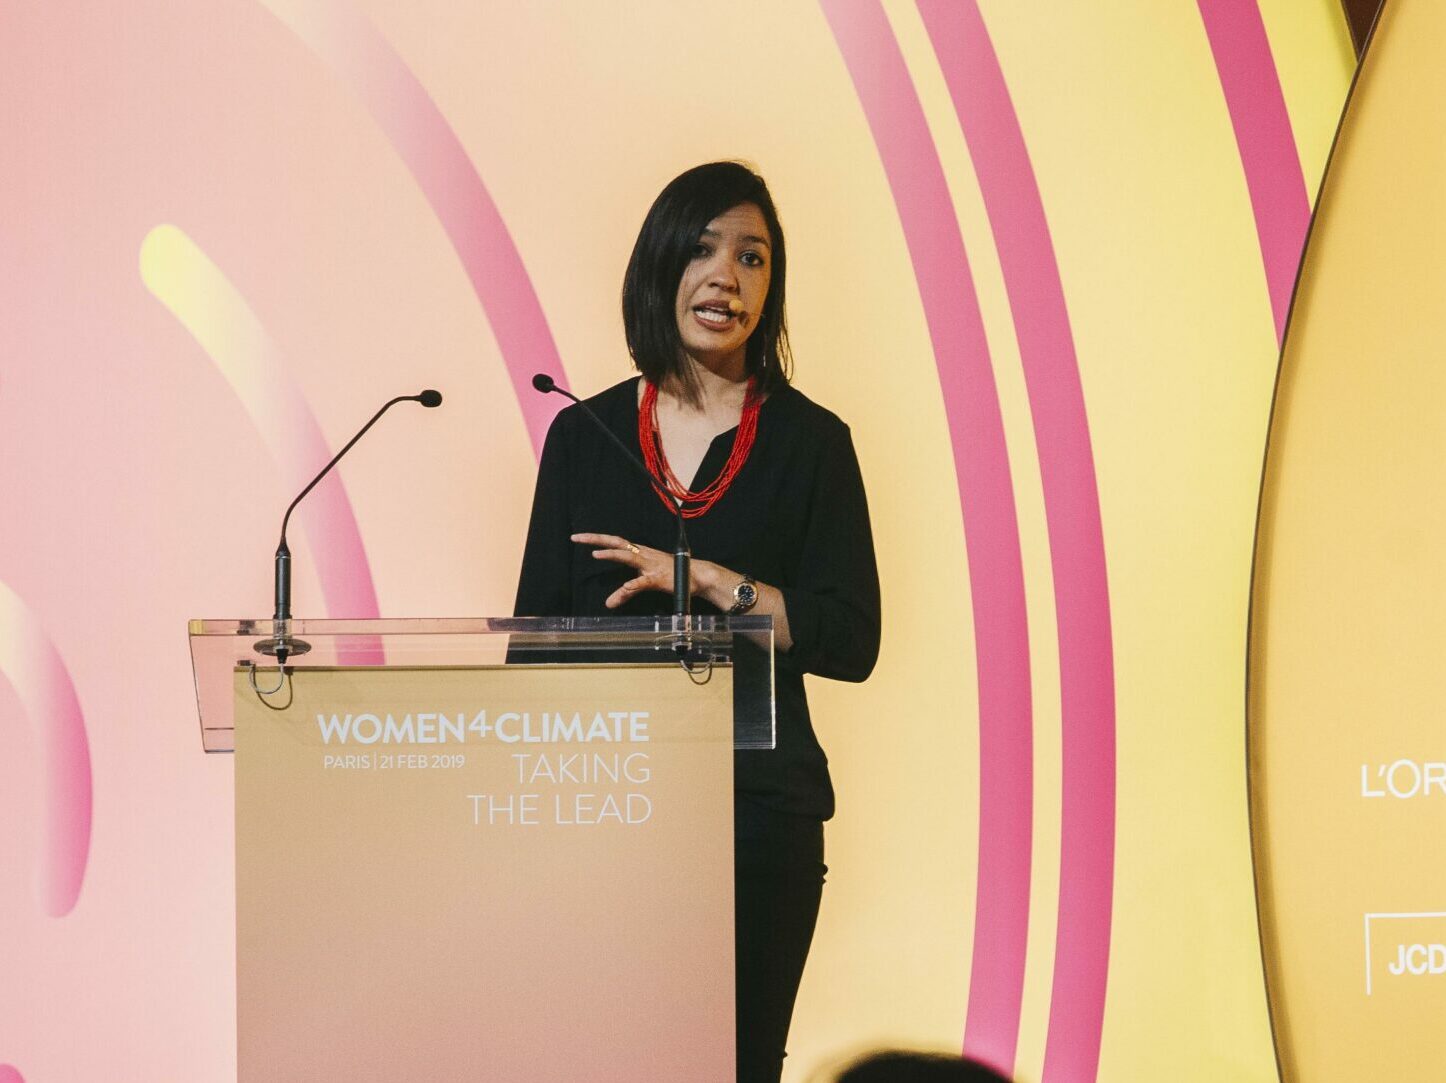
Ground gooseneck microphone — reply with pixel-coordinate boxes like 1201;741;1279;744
255;389;444;666
531;374;692;625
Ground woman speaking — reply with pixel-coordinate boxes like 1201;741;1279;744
515;161;880;1082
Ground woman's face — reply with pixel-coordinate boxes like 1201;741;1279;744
673;202;772;374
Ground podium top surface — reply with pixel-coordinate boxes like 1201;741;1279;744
189;615;774;753
189;614;772;638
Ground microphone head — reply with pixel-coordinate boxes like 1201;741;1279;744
532;373;556;394
417;389;443;408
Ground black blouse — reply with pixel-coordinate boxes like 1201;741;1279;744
514;377;880;820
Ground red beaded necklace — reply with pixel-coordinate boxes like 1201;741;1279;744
639;377;762;519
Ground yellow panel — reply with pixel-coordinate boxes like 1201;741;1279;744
1251;1;1446;1079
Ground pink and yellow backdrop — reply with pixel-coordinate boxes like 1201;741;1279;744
0;2;1354;1081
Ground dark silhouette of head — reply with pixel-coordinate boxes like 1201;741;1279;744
835;1050;1014;1083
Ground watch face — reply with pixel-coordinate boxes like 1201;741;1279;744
734;581;758;610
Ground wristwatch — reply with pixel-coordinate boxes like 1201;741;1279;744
728;575;758;615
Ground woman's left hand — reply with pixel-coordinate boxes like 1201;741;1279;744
571;532;794;650
571;533;704;609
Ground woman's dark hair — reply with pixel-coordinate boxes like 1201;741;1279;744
622;161;791;396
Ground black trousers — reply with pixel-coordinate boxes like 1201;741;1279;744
734;801;827;1083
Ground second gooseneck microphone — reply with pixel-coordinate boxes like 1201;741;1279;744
257;389;443;665
531;374;692;622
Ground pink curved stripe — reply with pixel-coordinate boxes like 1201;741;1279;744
820;3;1034;1073
1198;0;1311;344
917;5;1119;1080
0;1065;25;1083
264;0;567;455
0;582;92;918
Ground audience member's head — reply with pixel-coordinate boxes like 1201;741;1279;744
835;1049;1014;1083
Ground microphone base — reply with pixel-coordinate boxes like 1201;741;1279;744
253;636;312;659
663;615;711;671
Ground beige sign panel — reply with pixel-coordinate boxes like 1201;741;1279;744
235;665;734;1082
1250;1;1446;1079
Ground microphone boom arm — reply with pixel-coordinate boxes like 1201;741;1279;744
261;389;442;664
532;374;693;627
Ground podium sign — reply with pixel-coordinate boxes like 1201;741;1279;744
235;664;735;1082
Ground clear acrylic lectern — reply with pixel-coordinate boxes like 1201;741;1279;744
189;614;773;1083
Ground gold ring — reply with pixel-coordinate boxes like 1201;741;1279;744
627;543;640;554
